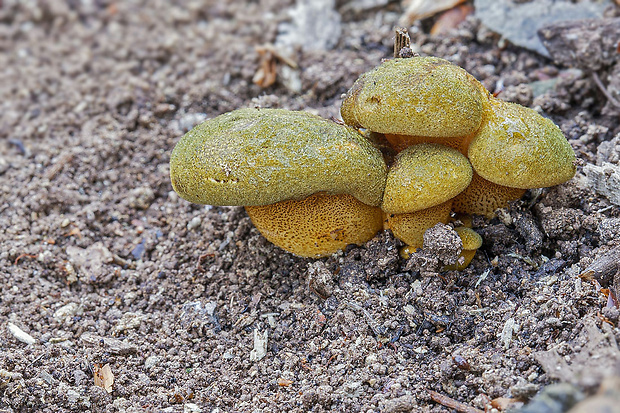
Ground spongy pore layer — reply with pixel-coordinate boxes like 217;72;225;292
245;193;384;258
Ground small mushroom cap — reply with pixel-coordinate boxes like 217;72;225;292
381;143;473;214
468;100;576;189
386;200;452;248
454;226;482;251
341;57;489;138
245;193;383;258
170;108;387;207
443;226;482;270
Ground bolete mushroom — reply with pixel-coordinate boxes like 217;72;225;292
444;226;483;271
454;99;576;217
468;99;576;189
382;143;473;248
341;55;575;220
170;108;388;258
451;172;526;219
340;56;490;154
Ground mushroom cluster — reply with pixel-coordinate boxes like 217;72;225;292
341;56;575;266
169;55;576;267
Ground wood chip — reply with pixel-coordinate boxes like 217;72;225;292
579;246;620;286
428;389;484;413
249;329;268;362
93;363;114;393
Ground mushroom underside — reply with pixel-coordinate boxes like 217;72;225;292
245;193;384;258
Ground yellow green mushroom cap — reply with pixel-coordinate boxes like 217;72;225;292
381;143;473;214
340;57;489;138
468;100;576;189
169;108;388;207
454;226;482;251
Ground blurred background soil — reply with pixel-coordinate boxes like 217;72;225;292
1;0;620;412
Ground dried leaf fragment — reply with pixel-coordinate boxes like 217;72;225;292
253;44;298;88
253;48;277;88
430;4;474;36
93;363;114;393
491;397;523;411
399;0;465;27
277;377;294;386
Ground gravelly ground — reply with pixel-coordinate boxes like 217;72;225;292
1;1;620;412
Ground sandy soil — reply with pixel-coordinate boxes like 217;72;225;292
2;1;620;412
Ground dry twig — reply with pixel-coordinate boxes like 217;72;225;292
428;390;484;413
593;72;620;110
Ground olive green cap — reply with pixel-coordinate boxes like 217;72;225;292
341;57;489;138
468;100;576;189
170;108;388;207
381;143;473;214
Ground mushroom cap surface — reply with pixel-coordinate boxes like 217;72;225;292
340;57;489;138
170;108;388;207
245;193;383;258
454;226;482;251
468;100;576;189
381;143;473;214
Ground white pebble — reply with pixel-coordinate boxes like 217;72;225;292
8;322;37;345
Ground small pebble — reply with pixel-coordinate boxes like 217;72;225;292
8;322;37;345
187;216;202;231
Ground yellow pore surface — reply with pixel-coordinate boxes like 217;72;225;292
245;193;383;258
385;200;453;249
383;133;471;155
452;172;526;218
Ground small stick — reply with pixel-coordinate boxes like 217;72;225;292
593;72;620;110
394;27;412;58
428;390;484;413
14;253;37;265
44;151;74;180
